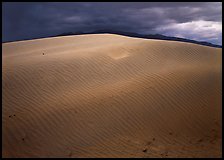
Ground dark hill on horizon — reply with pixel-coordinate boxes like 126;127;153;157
56;30;222;48
2;30;222;49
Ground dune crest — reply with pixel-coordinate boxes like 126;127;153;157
2;34;222;158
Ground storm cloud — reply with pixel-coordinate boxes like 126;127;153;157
2;2;222;45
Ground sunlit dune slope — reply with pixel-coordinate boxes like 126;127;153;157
2;34;222;158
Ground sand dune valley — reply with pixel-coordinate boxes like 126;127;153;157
2;34;222;158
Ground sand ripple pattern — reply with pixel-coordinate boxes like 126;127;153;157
2;34;222;158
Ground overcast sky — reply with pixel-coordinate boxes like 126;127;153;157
2;2;222;45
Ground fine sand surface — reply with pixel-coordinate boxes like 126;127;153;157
2;34;222;158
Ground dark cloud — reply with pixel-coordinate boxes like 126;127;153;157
2;2;222;45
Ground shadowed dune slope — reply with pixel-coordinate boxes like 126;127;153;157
2;34;222;158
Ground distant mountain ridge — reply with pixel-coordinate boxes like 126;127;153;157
3;30;221;48
56;30;222;48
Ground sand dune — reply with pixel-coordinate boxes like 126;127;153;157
2;34;222;158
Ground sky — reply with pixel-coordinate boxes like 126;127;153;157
2;2;222;45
